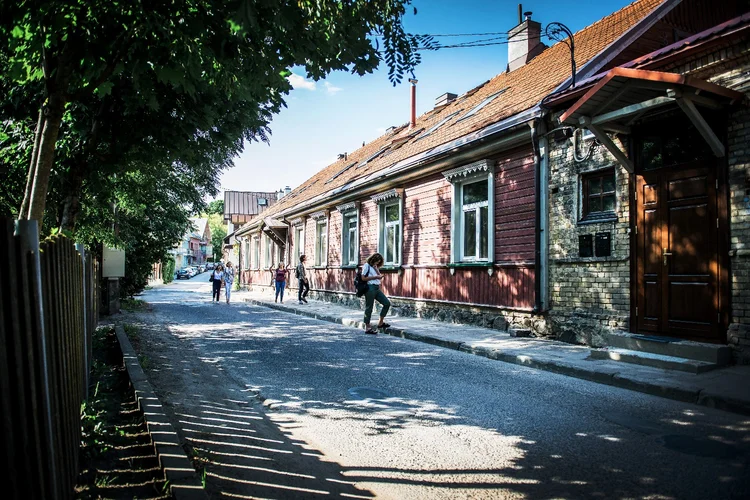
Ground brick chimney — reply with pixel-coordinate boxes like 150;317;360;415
507;6;545;72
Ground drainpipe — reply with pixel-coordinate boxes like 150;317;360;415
530;118;548;314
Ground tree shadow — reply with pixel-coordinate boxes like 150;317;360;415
127;290;750;499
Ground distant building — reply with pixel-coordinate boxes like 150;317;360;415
223;191;284;232
171;217;212;269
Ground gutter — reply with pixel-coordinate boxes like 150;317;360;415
530;119;543;314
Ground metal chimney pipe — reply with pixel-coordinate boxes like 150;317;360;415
409;78;418;128
518;4;522;25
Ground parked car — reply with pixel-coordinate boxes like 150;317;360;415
188;266;199;277
205;262;215;270
176;268;192;279
197;265;205;273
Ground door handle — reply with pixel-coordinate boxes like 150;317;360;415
663;251;673;266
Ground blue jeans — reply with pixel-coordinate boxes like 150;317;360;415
275;281;286;301
225;281;232;302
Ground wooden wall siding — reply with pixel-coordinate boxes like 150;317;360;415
494;148;536;263
243;265;533;309
403;173;452;266
329;210;342;267
358;200;379;261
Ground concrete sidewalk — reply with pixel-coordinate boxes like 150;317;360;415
235;287;750;417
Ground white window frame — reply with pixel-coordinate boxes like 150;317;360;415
459;179;491;262
371;189;404;267
263;234;274;269
293;224;305;264
242;238;250;269
337;202;360;267
251;235;260;270
314;220;327;267
443;160;495;264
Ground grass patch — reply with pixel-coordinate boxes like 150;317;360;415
121;297;150;312
76;326;168;498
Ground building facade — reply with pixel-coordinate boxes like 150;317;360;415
234;0;750;360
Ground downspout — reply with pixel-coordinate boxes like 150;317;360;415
530;118;548;314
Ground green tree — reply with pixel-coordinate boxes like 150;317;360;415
206;213;227;262
1;0;430;225
207;199;224;216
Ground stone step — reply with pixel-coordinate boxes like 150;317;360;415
605;331;731;365
589;348;720;374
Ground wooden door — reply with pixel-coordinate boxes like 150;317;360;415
635;164;721;342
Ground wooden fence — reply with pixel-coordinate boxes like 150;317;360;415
0;219;98;500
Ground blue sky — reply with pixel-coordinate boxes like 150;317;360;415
220;0;635;195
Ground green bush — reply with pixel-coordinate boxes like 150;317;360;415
163;258;175;284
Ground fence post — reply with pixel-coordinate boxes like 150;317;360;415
75;243;89;400
14;220;60;500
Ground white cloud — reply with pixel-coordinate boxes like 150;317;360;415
324;82;343;95
287;73;316;91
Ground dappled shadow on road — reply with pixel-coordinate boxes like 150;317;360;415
128;288;750;499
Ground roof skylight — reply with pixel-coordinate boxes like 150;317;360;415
357;146;390;168
325;162;357;184
416;110;463;140
457;88;508;122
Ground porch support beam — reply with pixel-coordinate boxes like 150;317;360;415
591;96;674;126
676;97;725;157
580;117;634;173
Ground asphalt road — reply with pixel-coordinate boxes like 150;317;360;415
134;276;750;499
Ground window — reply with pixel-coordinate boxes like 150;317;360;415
460;180;490;261
443;159;495;264
357;147;389;168
341;212;359;266
294;226;304;264
263;235;273;268
315;220;327;267
382;202;401;265
252;236;260;269
242;239;250;269
582;170;616;218
326;162;356;184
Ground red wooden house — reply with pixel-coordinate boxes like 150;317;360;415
234;0;749;341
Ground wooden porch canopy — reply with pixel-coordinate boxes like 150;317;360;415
557;67;743;173
262;216;288;247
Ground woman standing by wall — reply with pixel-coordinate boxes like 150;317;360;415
224;262;235;304
361;253;391;335
274;262;289;303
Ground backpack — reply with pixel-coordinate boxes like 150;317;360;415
354;265;370;297
295;264;301;279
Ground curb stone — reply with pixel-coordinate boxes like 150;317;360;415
242;298;750;416
115;325;208;500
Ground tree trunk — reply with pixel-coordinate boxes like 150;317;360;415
19;108;45;219
27;91;67;223
58;160;86;232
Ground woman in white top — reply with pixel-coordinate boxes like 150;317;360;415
361;252;391;335
223;262;235;304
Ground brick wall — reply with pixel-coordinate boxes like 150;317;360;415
547;133;632;345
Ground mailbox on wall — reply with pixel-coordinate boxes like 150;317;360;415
579;234;593;257
595;232;612;257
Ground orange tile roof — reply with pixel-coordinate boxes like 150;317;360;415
243;0;664;228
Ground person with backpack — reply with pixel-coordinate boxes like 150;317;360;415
223;261;235;304
296;255;309;304
274;262;289;303
361;252;391;335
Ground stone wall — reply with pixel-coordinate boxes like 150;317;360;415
248;283;545;335
547;131;632;345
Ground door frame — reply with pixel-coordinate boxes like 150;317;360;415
629;159;730;344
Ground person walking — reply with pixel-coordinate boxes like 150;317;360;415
296;255;309;304
211;264;223;302
274;262;289;303
361;253;391;335
224;261;236;304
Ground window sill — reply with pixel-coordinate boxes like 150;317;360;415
340;265;358;269
578;212;618;226
311;265;328;270
447;261;493;268
379;265;403;273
